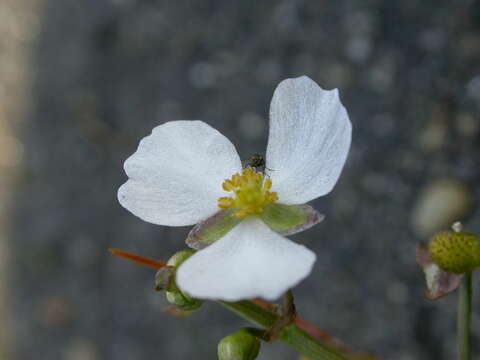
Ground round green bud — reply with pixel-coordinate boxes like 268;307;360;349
429;231;480;274
218;329;260;360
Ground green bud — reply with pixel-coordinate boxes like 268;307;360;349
156;250;203;310
218;329;260;360
165;290;202;310
429;231;480;274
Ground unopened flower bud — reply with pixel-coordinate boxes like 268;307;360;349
160;250;202;310
429;231;480;274
218;329;260;360
155;250;195;291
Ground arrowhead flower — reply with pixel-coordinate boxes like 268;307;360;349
118;76;352;301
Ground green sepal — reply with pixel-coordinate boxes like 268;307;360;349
416;243;464;300
218;328;261;360
167;249;195;268
158;250;203;311
186;210;242;250
156;251;195;292
260;204;324;236
166;290;203;310
155;266;176;291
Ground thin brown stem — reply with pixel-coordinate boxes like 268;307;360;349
108;248;166;269
264;289;297;342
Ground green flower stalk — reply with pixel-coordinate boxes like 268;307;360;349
458;272;472;360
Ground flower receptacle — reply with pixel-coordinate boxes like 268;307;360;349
429;231;480;274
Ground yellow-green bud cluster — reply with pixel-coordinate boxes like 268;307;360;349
429;231;480;274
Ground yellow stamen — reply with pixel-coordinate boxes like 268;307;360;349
218;196;235;209
217;168;279;218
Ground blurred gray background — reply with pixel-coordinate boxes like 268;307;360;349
1;0;480;359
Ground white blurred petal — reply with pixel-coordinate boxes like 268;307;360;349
176;218;316;301
266;76;352;204
118;121;242;226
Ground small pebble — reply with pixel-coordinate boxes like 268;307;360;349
238;112;265;140
66;338;98;360
189;62;216;89
411;179;474;237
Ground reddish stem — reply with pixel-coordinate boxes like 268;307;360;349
108;248;166;269
250;298;381;360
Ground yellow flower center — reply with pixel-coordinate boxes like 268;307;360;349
218;168;278;218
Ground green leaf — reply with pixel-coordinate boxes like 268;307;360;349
186;210;242;250
260;204;324;236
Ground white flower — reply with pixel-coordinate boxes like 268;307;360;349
118;76;352;301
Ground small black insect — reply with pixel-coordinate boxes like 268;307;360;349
242;153;266;173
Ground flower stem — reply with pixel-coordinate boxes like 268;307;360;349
264;290;297;342
457;271;472;360
284;290;296;317
220;300;348;360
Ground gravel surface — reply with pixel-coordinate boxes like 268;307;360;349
9;1;480;359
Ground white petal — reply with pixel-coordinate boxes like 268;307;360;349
176;218;316;301
118;121;242;226
266;76;352;204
